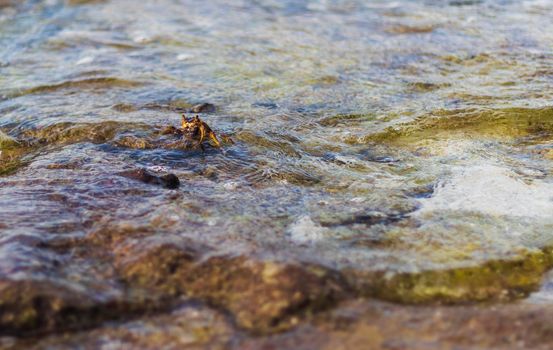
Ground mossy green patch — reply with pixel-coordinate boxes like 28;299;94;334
362;107;553;146
0;134;29;176
346;249;553;304
0;130;18;149
0;158;24;176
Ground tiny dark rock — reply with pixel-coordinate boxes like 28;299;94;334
118;169;180;189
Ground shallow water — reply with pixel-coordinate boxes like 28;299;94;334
2;0;553;347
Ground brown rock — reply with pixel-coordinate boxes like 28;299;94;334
0;279;162;336
115;243;347;334
236;299;553;350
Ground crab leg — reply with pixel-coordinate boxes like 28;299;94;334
207;131;221;148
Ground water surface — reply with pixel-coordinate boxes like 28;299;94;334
2;0;553;347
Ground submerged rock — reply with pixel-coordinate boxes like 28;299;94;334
385;24;436;34
11;77;144;98
17;117;226;152
20;121;146;146
111;103;138;113
190;103;216;113
118;169;180;189
141;100;216;114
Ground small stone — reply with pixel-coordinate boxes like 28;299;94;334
118;169;180;189
112;103;138;113
160;173;180;189
190;103;216;113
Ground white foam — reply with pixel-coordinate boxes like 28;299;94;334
176;53;193;61
223;181;239;190
132;34;151;44
76;56;94;65
417;164;553;219
287;216;327;244
147;165;169;173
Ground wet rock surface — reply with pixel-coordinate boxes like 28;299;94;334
236;299;553;350
0;279;167;337
3;0;553;348
114;240;347;334
3;102;553;347
9;298;553;349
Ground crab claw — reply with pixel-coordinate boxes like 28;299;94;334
207;131;221;148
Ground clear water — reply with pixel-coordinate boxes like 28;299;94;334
2;0;553;345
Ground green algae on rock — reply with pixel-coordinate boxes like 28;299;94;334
362;107;553;146
0;130;18;149
0;157;23;176
0;133;29;176
344;249;553;304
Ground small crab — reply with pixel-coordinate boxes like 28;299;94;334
160;115;225;150
180;114;221;149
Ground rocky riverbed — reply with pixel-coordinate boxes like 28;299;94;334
2;0;553;348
